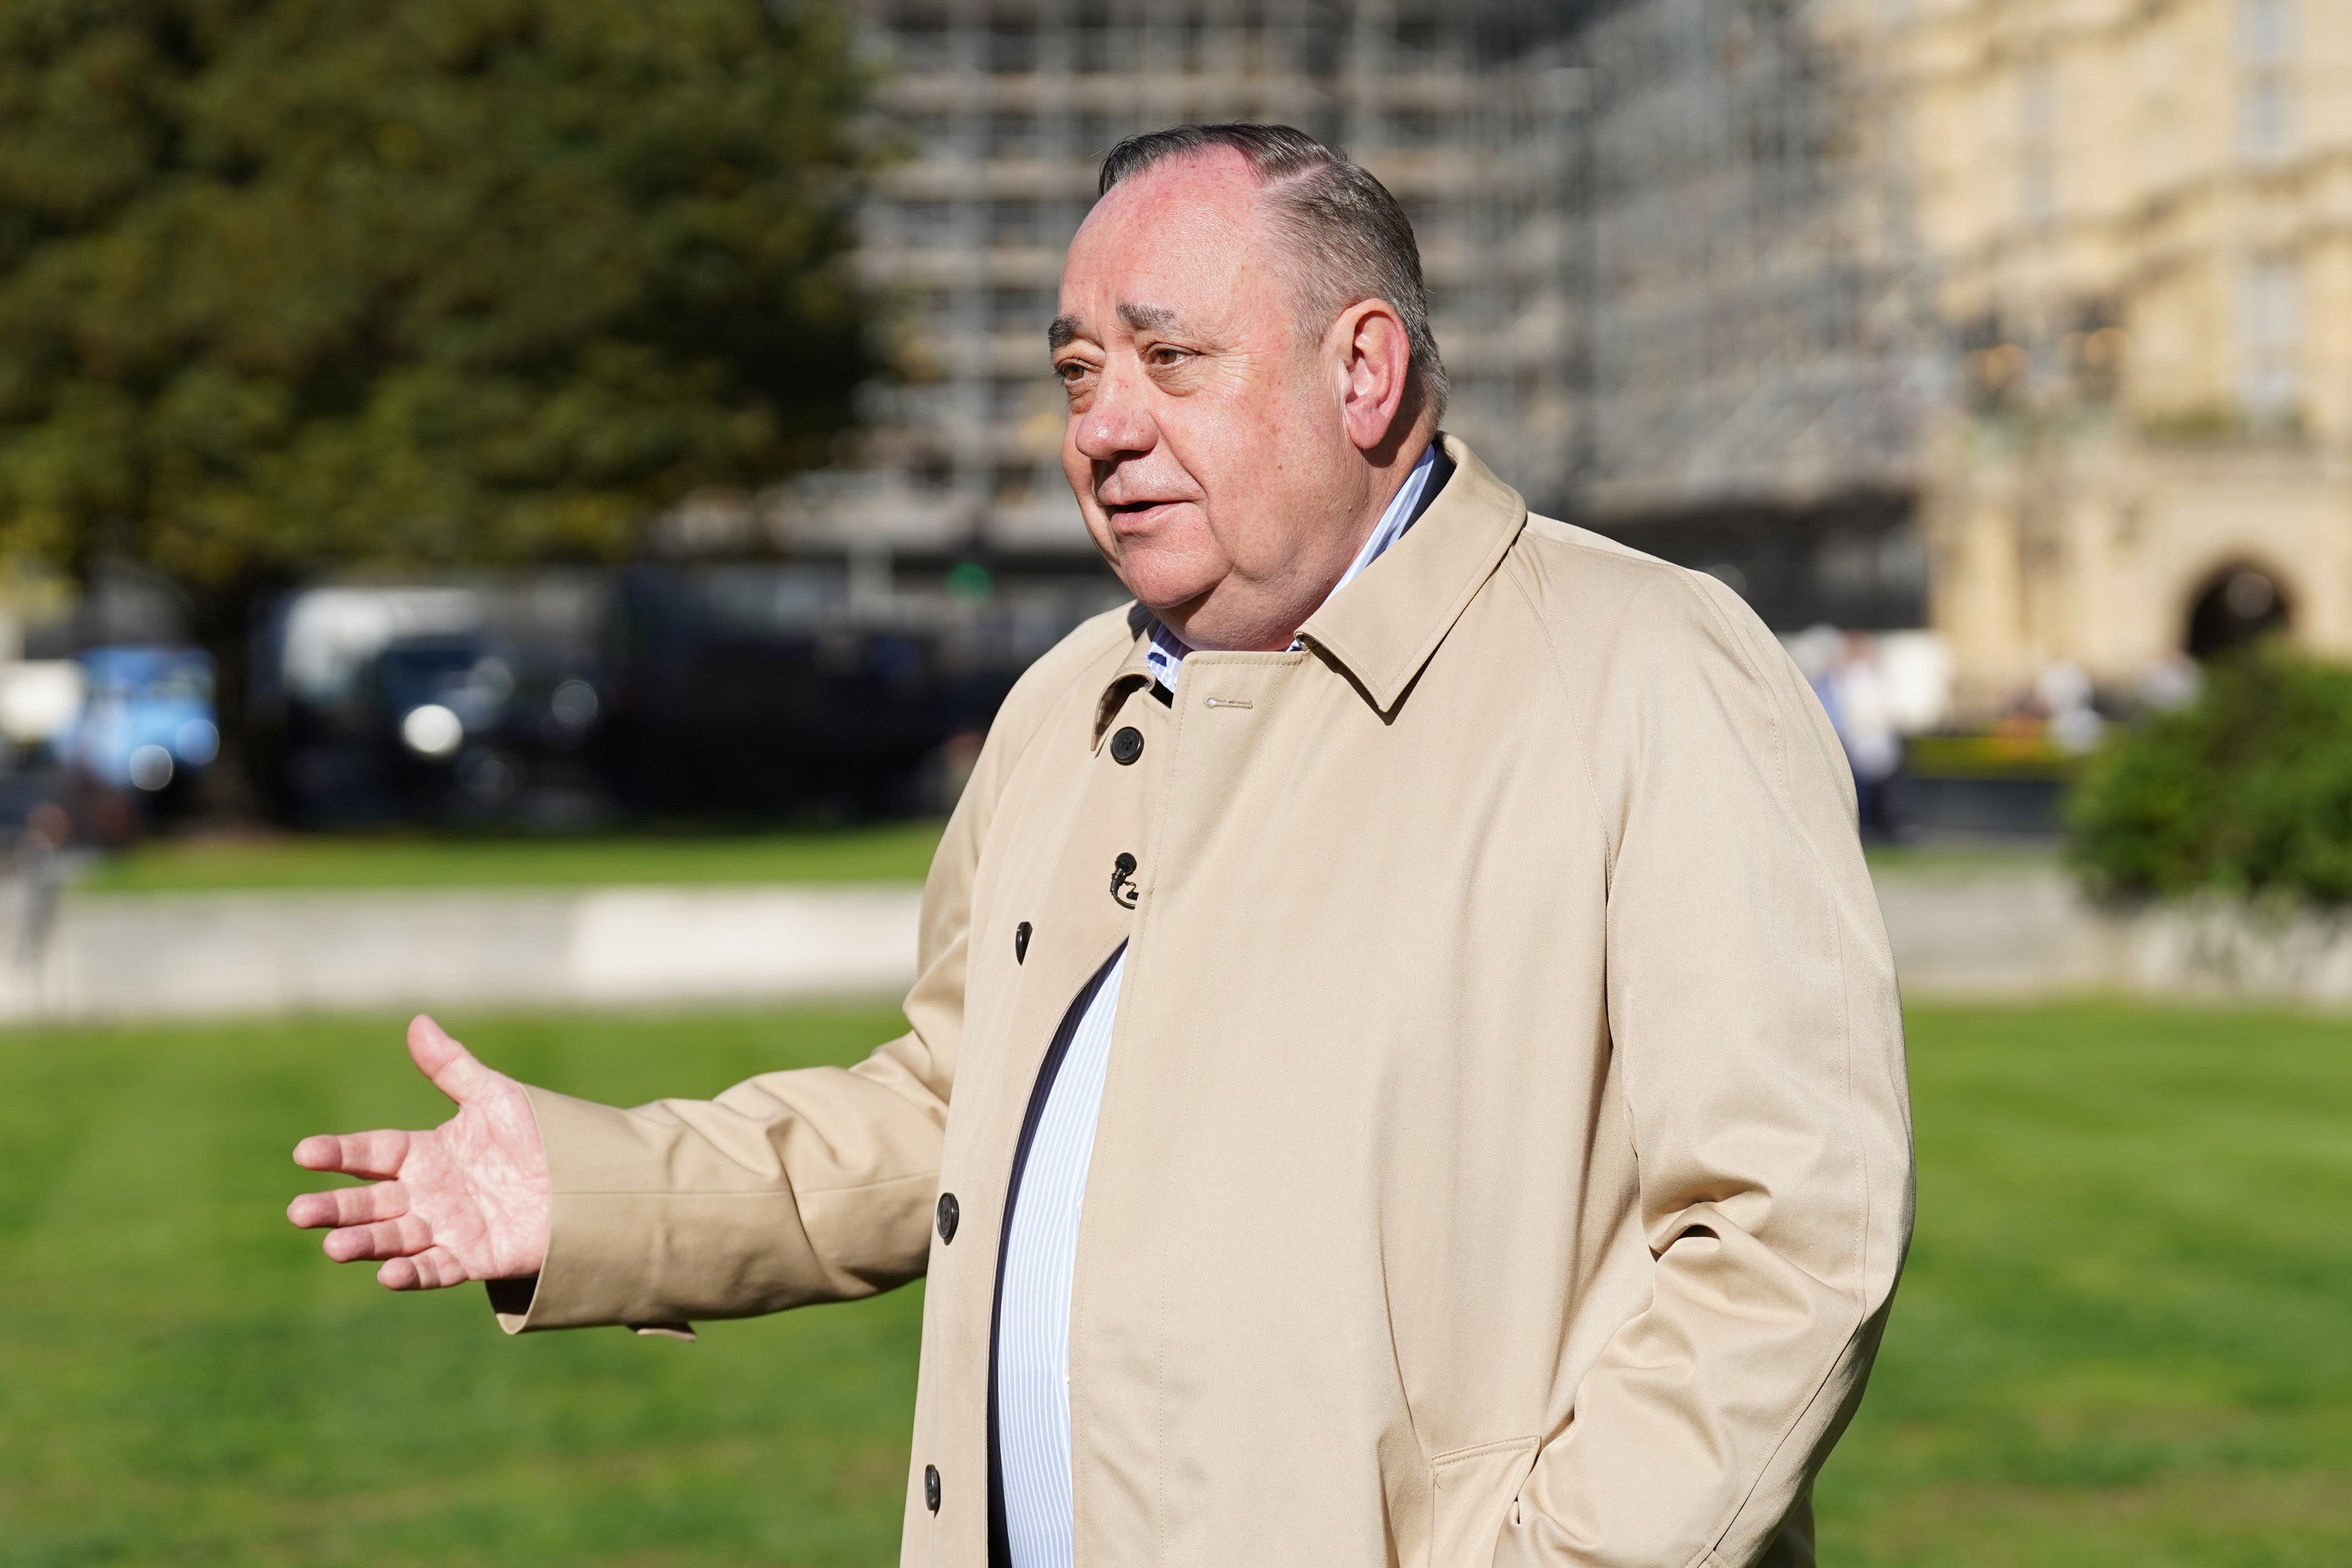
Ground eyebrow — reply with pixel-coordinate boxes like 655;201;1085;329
1047;301;1185;354
1118;302;1178;334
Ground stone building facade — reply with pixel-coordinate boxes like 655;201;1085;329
1843;0;2352;708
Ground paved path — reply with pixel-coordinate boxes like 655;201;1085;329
5;868;2351;1021
0;884;924;1021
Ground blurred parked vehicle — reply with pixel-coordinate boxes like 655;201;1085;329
600;565;993;819
56;646;218;821
371;634;608;824
248;566;1110;828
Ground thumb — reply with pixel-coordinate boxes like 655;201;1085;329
408;1014;501;1107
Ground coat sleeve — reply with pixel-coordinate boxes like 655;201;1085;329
1498;569;1915;1568
486;745;998;1335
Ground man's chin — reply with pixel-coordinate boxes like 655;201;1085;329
1112;558;1220;627
1136;591;1287;653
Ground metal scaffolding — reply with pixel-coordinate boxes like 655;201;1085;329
785;0;1932;628
784;0;1584;554
1571;0;1926;521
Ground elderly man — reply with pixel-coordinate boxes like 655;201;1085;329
291;124;1912;1568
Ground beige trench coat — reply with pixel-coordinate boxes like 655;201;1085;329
495;436;1914;1568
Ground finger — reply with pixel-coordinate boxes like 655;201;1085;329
409;1015;501;1107
287;1181;407;1231
379;1246;468;1291
321;1214;434;1263
292;1130;411;1179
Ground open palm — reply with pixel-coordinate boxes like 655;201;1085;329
288;1015;550;1290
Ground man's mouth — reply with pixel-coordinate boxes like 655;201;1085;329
1102;500;1180;525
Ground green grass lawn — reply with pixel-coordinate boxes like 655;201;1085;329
1863;839;2063;876
74;821;948;894
2;1001;2346;1566
1816;1004;2352;1567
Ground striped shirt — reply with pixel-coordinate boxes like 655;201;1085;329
991;441;1447;1568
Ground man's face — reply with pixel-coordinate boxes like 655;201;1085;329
1051;151;1377;651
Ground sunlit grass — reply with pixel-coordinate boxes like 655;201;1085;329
2;1000;2345;1565
0;1006;920;1567
1817;1002;2352;1566
74;822;947;895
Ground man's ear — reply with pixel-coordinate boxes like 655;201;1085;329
1334;299;1412;455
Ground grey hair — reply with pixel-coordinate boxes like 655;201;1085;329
1098;123;1449;421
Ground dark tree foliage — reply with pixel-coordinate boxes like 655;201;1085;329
0;0;874;737
2070;649;2352;906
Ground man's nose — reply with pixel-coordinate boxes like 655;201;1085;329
1072;367;1156;462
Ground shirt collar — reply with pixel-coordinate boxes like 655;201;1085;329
1144;441;1447;695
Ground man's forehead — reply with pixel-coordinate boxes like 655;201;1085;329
1052;161;1285;351
1091;144;1266;228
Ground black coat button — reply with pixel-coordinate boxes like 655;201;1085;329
935;1192;959;1244
1109;726;1145;765
1015;921;1031;964
924;1463;941;1512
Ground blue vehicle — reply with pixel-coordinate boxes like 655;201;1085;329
59;646;220;799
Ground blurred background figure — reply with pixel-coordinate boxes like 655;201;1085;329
1825;632;1903;839
2036;661;2106;756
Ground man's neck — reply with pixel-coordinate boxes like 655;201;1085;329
1165;431;1441;654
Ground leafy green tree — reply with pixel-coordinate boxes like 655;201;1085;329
0;0;874;789
2070;648;2352;905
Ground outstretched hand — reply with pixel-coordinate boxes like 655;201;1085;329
288;1015;550;1290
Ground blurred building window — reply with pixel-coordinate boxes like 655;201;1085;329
2237;0;2295;160
1170;20;1205;72
1394;19;1443;69
2018;60;2058;227
994;379;1044;421
1393;110;1447;148
1075;26;1119;73
989;117;1041;160
2239;0;2294;58
988;203;1041;246
1077;114;1125;157
2238;257;2303;429
894;24;952;72
989;26;1037;74
900;202;957;245
990;288;1053;332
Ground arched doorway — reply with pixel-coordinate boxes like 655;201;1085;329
2185;563;2291;660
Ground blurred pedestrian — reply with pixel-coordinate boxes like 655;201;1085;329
1829;632;1902;837
2037;661;2107;754
13;801;67;974
293;124;1912;1568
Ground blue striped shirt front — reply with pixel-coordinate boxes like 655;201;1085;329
993;442;1444;1568
993;948;1126;1566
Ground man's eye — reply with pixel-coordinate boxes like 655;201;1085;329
1147;346;1187;367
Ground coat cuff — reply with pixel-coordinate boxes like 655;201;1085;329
485;1085;703;1338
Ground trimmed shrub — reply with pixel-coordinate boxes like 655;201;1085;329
2070;649;2352;905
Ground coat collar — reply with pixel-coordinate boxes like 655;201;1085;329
1093;606;1162;745
1096;434;1528;735
1296;433;1527;715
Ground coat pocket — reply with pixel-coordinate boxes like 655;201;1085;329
1429;1436;1540;1568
